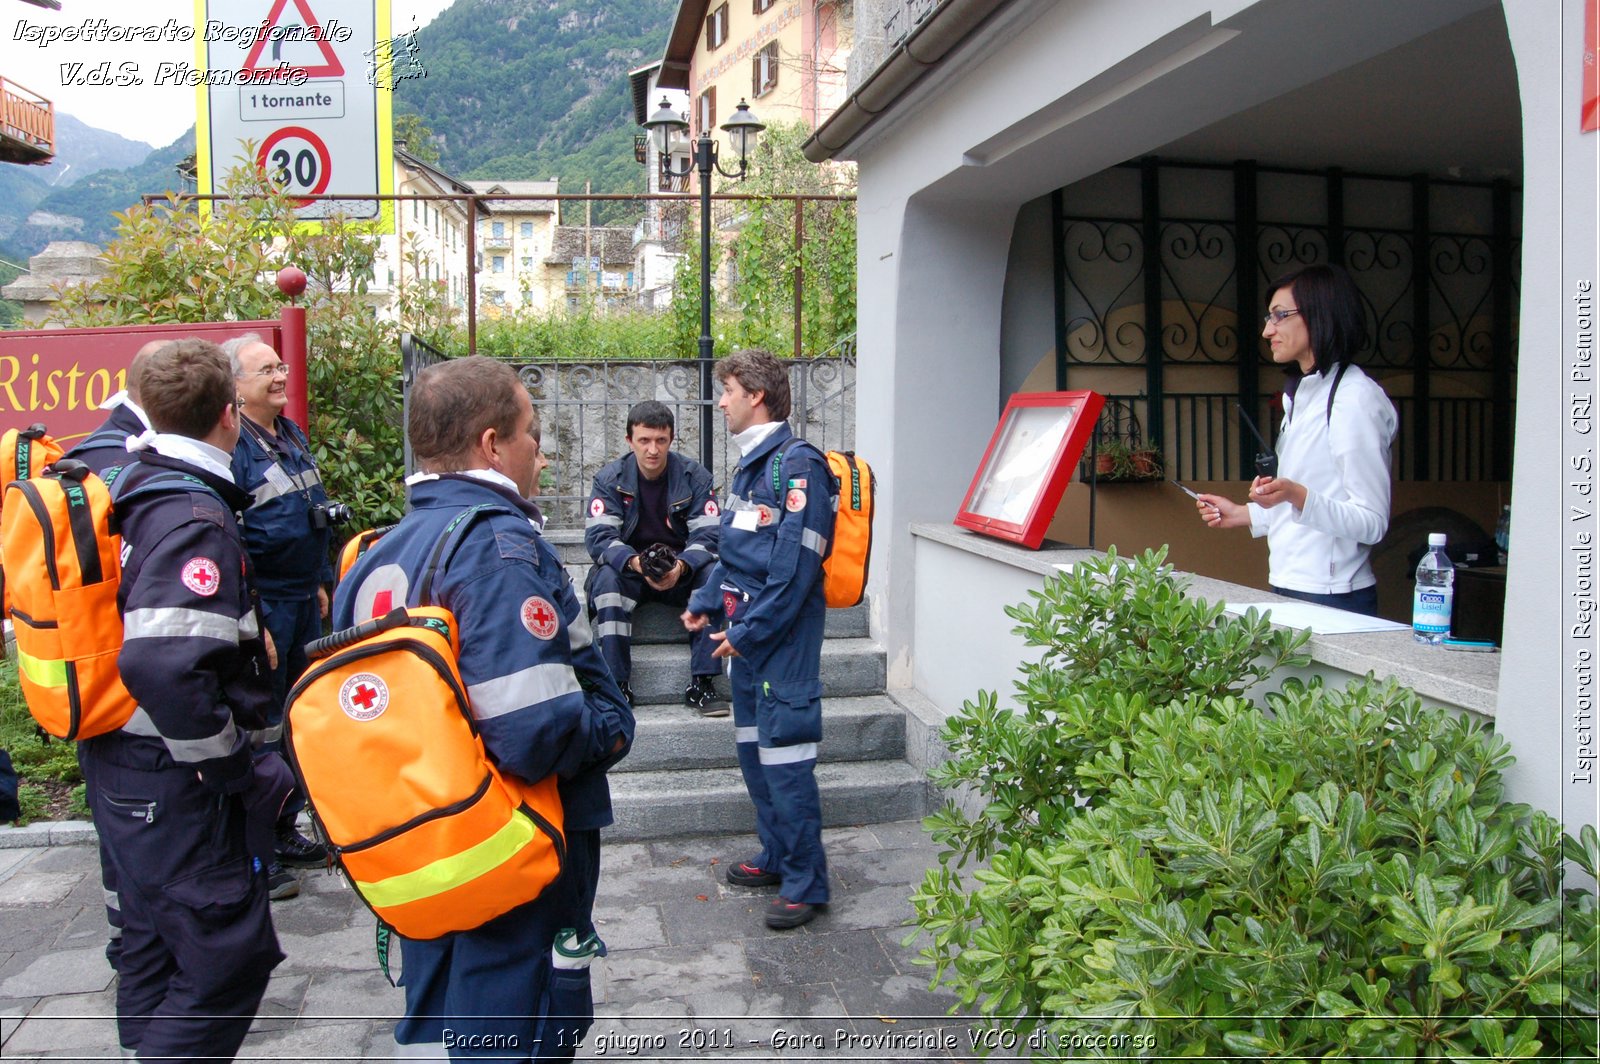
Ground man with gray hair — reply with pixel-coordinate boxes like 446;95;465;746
222;332;333;893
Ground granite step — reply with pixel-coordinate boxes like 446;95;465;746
608;759;933;841
617;693;906;773
625;637;885;706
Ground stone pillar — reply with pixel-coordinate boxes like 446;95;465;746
1;241;109;326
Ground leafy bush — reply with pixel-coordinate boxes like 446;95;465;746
913;548;1598;1059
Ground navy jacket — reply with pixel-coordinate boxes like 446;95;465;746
688;425;835;668
230;414;333;598
584;450;719;577
64;404;145;475
111;452;276;792
335;475;635;830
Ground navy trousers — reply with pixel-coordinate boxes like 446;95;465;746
87;748;282;1060
585;564;719;686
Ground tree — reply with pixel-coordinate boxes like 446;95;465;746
395;112;441;164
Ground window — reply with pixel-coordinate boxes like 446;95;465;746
491;221;504;238
520;222;533;239
753;41;779;97
753;0;774;12
488;291;505;306
492;255;505;273
705;3;728;50
697;86;716;138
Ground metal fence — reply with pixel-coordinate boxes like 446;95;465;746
401;333;857;529
1104;391;1496;483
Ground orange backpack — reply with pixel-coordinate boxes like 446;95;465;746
335;525;394;583
285;506;565;940
1;460;212;740
1;424;64;489
771;446;876;608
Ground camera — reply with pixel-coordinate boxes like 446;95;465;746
309;502;353;530
638;542;679;581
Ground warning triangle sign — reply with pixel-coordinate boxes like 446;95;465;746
241;0;346;79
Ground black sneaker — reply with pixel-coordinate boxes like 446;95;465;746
765;896;820;930
725;861;781;888
275;822;327;869
685;676;728;717
267;862;300;901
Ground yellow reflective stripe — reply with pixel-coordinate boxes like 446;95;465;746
16;647;67;689
354;810;540;908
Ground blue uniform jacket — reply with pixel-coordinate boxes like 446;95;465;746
230;414;333;598
335;475;634;830
584;450;720;576
688;425;835;668
64;405;144;475
109;452;276;791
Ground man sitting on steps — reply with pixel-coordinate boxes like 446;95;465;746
584;401;726;715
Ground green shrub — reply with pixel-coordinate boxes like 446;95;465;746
913;547;1598;1059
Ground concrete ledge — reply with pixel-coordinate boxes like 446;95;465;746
619;694;907;773
0;819;95;849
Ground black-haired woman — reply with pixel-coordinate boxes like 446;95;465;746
1195;263;1397;617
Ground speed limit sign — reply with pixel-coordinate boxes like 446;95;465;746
258;126;333;205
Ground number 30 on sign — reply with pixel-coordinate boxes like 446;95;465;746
258;126;333;205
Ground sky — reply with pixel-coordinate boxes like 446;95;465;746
4;0;457;149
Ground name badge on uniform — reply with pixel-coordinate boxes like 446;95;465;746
264;463;294;491
732;509;760;532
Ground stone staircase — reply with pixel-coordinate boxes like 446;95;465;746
544;529;931;841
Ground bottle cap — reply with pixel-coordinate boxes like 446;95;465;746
1428;532;1447;546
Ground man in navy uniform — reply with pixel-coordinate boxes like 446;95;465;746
584;400;723;713
336;356;634;1059
223;333;332;891
682;348;837;930
64;336;167;975
84;338;286;1059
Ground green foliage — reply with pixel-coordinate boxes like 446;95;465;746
723;121;856;357
1;656;83;824
394;113;441;164
913;547;1597;1059
44;154;457;530
469;294;677;362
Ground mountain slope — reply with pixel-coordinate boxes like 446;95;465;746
9;130;193;253
0;113;155;243
395;0;674;194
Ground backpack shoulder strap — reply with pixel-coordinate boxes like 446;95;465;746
416;502;518;606
769;439;831;498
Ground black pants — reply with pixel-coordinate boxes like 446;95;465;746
88;747;283;1060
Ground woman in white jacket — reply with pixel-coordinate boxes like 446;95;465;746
1195;263;1398;616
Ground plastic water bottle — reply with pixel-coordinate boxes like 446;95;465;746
1412;532;1454;644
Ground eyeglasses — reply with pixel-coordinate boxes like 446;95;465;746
241;364;291;378
1263;309;1301;326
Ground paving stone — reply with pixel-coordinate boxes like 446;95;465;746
0;825;54;852
0;909;57;954
240;1018;377;1060
596;840;654;875
0;872;81;907
809;882;917;936
275;921;388;975
863;818;936;851
593;856;717;908
599;941;752;1006
743;928;897;989
1;999;34;1044
248;971;310;1035
654;891;778;948
22;847;99;875
817;824;887;856
0;946;114;999
590;901;668;957
0;848;36;881
269;885;362;937
832;844;948;893
298;968;403;1027
835;972;963;1030
2;985;120;1056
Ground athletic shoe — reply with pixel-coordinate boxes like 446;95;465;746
267;863;300;901
725;861;780;888
765;896;820;930
685;676;728;717
274;822;327;869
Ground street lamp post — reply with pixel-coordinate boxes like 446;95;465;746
643;97;764;467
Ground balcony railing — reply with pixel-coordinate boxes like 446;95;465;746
0;75;54;164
